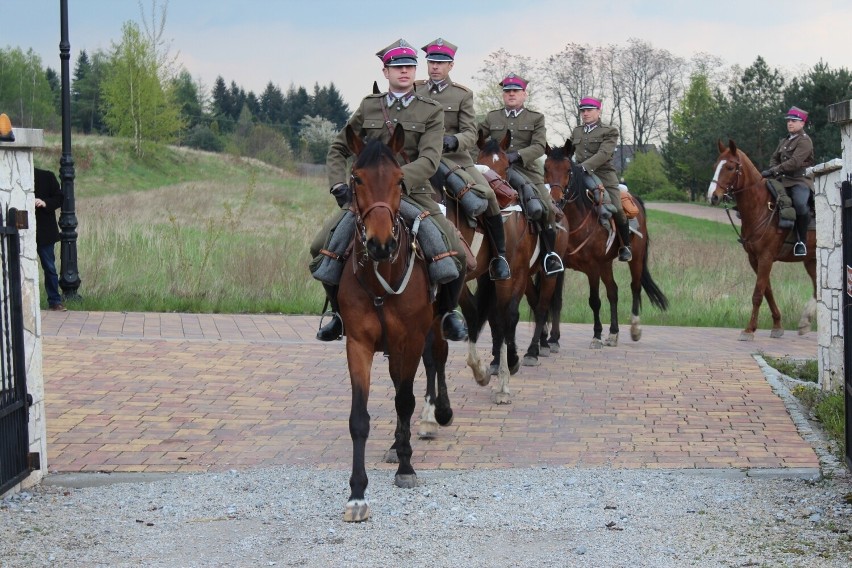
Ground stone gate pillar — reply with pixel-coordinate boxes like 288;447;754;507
822;99;852;391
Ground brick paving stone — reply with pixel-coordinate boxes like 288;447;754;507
41;312;821;474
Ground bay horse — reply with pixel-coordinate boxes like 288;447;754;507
543;139;668;348
707;139;816;340
336;124;434;522
473;131;567;393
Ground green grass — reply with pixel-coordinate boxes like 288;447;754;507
35;134;816;329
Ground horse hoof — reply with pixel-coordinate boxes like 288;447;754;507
488;364;499;376
509;361;520;375
384;449;399;464
492;392;512;405
395;473;418;489
604;335;618;347
522;356;541;367
435;408;454;427
417;427;436;439
343;500;370;522
631;328;642;342
739;331;754;342
538;345;550;357
548;342;560;354
475;373;491;387
770;328;784;339
797;326;810;336
590;339;603;349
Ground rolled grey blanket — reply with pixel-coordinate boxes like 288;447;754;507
507;168;544;221
310;211;356;285
437;161;488;217
399;199;459;285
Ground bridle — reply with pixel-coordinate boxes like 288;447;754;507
710;156;776;246
547;157;599;256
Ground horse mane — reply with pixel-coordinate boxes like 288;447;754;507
547;145;569;160
353;138;397;169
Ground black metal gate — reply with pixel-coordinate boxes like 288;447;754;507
840;177;852;470
0;207;33;495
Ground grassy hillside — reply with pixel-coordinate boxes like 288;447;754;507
33;135;815;331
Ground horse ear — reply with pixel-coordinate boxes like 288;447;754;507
545;143;552;154
476;129;485;150
388;123;406;155
372;81;381;95
728;139;738;155
564;138;574;156
717;139;725;153
345;124;364;155
500;130;512;151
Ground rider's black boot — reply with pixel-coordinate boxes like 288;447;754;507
438;273;468;341
617;219;632;262
541;225;564;275
794;214;809;256
316;283;344;341
484;214;511;280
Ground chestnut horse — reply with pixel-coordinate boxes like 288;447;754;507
543;140;668;348
474;132;568;384
707;139;816;340
337;124;434;522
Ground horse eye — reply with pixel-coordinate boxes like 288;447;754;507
351;176;362;185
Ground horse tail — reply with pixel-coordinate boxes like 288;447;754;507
635;195;669;311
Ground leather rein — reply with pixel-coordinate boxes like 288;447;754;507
550;168;600;256
711;159;777;247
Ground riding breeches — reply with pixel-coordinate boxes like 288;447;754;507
406;192;467;268
790;183;811;216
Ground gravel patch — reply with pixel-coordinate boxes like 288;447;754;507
2;466;851;567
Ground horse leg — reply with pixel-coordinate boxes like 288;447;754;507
460;282;490;385
504;295;521;375
344;342;373;523
389;353;420;490
587;272;604;349
629;256;644;342
493;342;512;404
601;263;620;347
547;271;564;353
763;284;784;338
523;274;548;358
417;329;440;440
798;259;817;335
741;255;772;341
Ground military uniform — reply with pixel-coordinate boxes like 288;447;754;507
316;38;468;342
414;37;510;280
570;96;631;261
765;106;815;255
478;106;554;224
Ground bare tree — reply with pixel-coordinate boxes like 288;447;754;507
613;38;671;148
539;43;607;139
472;49;535;116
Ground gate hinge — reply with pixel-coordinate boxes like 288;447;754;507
28;452;41;470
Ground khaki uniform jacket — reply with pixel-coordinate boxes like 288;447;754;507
414;78;477;166
327;92;444;197
478;107;547;184
569;122;620;189
769;132;815;191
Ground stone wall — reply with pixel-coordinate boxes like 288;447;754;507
0;128;48;494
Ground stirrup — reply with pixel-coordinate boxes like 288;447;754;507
440;310;468;341
618;246;632;262
543;252;564;276
316;311;343;341
793;241;806;257
488;256;511;280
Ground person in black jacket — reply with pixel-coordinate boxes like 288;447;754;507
34;168;66;311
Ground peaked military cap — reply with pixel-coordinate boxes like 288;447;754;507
377;39;418;66
422;38;457;62
500;73;528;91
785;106;808;122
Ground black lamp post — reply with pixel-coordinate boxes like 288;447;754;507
58;0;81;299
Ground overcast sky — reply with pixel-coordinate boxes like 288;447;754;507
4;0;851;122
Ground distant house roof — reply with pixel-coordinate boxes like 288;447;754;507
612;144;657;175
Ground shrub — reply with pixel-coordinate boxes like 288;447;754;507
645;187;689;202
183;125;224;152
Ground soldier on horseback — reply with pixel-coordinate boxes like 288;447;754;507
761;106;814;257
570;96;632;262
312;39;468;342
478;73;564;275
415;38;510;280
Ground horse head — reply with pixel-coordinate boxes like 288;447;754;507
545;139;589;209
707;139;746;206
476;129;513;178
346;123;405;261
